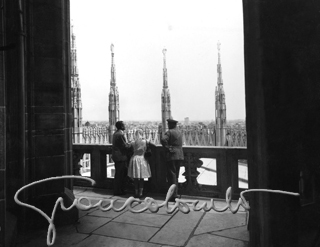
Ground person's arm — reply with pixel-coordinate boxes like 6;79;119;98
118;134;131;150
148;141;157;148
160;131;171;150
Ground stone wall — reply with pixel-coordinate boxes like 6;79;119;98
1;0;76;241
243;0;320;246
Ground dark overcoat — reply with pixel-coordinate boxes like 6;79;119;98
112;130;129;162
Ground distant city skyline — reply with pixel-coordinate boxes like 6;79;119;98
70;0;245;122
81;119;245;123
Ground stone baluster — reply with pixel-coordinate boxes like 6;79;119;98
73;151;85;175
181;152;203;193
82;128;86;144
89;128;93;144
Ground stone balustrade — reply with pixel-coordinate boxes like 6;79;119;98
73;144;247;198
73;127;247;147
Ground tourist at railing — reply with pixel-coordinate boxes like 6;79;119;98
112;121;131;196
127;129;156;198
161;118;184;202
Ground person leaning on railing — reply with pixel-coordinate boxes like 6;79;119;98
160;118;184;202
112;121;131;196
127;129;156;198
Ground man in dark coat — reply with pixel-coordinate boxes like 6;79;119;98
161;118;184;202
112;121;130;195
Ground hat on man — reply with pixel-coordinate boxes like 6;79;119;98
167;118;178;124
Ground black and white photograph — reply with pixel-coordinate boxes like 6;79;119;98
1;0;320;246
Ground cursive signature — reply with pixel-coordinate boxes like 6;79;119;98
14;175;299;246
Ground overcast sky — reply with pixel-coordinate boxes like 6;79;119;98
70;0;245;122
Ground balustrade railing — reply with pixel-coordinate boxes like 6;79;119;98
73;127;247;147
73;144;247;198
79;126;110;144
226;128;247;147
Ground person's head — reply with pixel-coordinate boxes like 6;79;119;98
115;121;125;130
135;129;144;140
167;118;178;129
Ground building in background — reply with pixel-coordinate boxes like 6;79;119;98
161;48;172;136
184;117;190;126
108;44;120;142
215;41;227;146
71;25;83;143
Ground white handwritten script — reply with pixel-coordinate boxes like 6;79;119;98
14;175;299;246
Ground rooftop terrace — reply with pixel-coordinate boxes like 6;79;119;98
16;186;249;247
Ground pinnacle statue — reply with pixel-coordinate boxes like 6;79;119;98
108;43;120;142
161;47;172;135
71;24;83;143
215;41;227;146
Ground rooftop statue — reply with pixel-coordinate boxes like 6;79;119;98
162;48;167;56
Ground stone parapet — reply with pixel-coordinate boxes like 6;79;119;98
73;144;247;199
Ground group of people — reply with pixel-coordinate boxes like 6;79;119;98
111;118;184;202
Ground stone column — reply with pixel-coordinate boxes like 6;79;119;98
4;0;77;232
0;0;7;244
243;0;320;246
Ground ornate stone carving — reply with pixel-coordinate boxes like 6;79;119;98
73;150;85;175
181;152;203;193
77;126;246;146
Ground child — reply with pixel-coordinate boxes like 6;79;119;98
127;129;155;198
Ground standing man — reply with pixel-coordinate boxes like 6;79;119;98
112;121;130;196
161;118;184;202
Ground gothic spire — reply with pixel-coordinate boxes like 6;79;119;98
163;48;168;88
70;24;81;105
215;41;227;146
108;43;120;141
110;43;116;87
161;47;171;135
70;24;83;142
217;40;223;87
71;24;79;81
217;41;221;64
